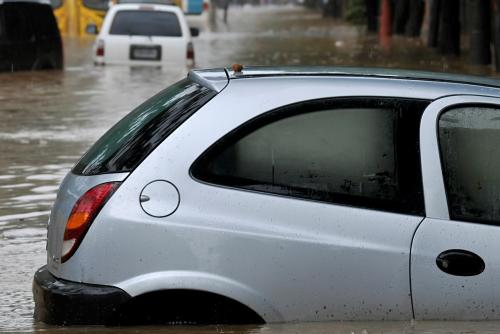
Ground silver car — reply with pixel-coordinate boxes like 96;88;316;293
33;66;500;325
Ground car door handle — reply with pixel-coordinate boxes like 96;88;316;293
436;249;485;276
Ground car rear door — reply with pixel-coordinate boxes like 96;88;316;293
178;96;428;321
412;95;500;320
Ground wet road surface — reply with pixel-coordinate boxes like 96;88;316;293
1;5;500;333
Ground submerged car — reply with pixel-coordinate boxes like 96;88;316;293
34;66;500;325
90;3;196;66
0;0;63;72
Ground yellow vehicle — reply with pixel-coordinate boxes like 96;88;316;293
51;0;108;36
51;0;69;34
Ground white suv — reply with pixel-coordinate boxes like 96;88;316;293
91;4;195;66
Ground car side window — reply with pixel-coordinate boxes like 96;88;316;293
192;98;428;215
439;106;500;224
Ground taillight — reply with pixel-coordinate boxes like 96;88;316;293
96;39;105;57
203;1;209;11
61;182;120;263
187;41;194;61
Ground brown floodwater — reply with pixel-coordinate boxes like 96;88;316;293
1;5;500;333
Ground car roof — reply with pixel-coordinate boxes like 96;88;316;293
0;0;50;4
189;66;500;93
116;0;174;4
110;3;180;11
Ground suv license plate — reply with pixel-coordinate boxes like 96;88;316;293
130;46;161;61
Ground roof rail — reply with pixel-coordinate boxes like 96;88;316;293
224;66;500;89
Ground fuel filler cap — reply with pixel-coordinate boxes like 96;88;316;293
140;180;180;217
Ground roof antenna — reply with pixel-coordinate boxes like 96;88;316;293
231;63;243;74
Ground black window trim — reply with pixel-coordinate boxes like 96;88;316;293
190;96;429;216
437;102;500;226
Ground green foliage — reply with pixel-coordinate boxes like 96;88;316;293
345;0;366;25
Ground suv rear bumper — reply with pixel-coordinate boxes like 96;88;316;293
33;266;130;325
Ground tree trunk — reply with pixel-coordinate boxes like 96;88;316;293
494;0;500;71
392;0;409;35
332;0;343;18
468;0;491;65
438;0;460;55
405;0;425;37
379;0;392;48
365;0;379;32
428;0;441;47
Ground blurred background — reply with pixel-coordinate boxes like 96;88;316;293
1;0;500;332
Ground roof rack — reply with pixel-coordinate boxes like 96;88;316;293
224;65;500;89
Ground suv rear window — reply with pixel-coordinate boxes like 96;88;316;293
73;78;216;175
109;10;182;37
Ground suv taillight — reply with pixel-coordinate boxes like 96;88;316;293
96;39;105;57
187;42;194;61
61;182;120;263
203;1;209;11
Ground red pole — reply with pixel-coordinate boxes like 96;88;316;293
379;0;392;49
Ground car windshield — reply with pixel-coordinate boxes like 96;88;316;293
50;0;63;9
82;0;108;10
109;10;182;37
72;78;216;175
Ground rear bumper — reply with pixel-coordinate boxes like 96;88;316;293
33;265;130;325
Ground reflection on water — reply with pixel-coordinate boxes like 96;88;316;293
31;321;500;333
0;4;499;333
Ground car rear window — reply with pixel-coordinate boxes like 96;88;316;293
109;10;182;37
30;4;60;38
2;5;34;41
72;78;216;175
1;3;59;40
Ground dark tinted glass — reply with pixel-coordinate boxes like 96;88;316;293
50;0;63;9
73;79;216;175
0;9;4;40
82;0;108;10
3;6;33;41
193;98;427;215
439;106;500;224
30;5;60;37
110;10;182;37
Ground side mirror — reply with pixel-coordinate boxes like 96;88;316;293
86;23;98;35
190;27;200;37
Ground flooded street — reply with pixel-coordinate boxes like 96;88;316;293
1;5;500;333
